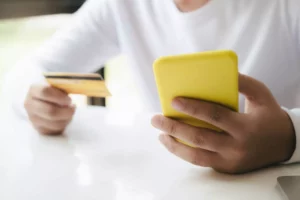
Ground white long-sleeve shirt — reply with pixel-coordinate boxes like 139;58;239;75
3;0;300;163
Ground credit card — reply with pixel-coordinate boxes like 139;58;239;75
43;72;111;97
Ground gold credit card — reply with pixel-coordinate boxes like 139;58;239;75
43;72;111;97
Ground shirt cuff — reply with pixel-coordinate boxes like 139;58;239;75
282;107;300;164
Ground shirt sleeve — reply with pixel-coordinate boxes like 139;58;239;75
282;108;300;164
281;0;300;163
286;0;300;46
2;0;120;118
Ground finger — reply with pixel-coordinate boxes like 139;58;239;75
152;115;229;152
28;98;75;121
172;97;245;134
30;84;71;106
238;73;275;105
159;134;217;167
29;114;70;133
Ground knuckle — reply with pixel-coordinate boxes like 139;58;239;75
168;122;177;135
209;105;222;123
191;134;204;146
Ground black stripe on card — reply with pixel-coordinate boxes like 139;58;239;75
45;76;102;80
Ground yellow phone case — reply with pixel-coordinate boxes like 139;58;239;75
153;50;239;146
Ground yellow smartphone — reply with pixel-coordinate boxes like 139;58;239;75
153;50;239;146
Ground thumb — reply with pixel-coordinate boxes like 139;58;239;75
238;73;275;105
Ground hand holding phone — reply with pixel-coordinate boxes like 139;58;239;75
153;50;239;146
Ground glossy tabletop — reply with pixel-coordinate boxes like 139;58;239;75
0;106;299;200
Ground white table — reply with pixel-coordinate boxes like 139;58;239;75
0;106;299;200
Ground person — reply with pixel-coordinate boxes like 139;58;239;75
3;0;300;174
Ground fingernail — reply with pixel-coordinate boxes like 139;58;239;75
172;98;184;111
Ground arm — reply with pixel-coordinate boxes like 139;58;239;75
2;0;120;117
